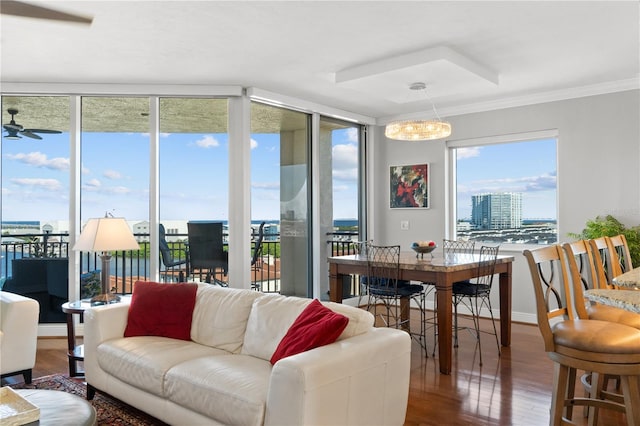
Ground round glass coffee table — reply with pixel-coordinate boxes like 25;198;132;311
16;389;96;426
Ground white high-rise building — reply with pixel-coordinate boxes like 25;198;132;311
471;193;523;230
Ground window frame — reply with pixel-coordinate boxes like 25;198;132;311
445;129;559;250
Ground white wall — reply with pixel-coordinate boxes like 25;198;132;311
372;90;640;323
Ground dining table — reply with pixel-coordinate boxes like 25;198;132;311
612;266;640;289
327;251;515;375
584;289;640;314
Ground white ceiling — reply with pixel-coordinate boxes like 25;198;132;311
1;1;639;123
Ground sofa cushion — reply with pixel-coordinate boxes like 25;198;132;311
241;294;374;362
97;335;225;396
190;285;263;353
270;299;348;364
165;354;271;426
124;281;197;340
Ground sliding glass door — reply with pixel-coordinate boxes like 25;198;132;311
251;102;310;296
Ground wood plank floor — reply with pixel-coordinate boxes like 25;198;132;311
9;316;627;426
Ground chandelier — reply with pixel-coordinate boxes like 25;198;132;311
385;82;452;141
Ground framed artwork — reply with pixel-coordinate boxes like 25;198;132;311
389;163;430;209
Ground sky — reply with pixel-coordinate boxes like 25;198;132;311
455;138;557;220
1;127;360;224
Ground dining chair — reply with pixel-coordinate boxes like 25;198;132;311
562;239;640;415
426;239;477;356
363;244;428;356
607;234;634;279
588;236;616;289
523;245;640;426
186;221;229;286
159;223;187;282
563;240;640;329
451;245;501;366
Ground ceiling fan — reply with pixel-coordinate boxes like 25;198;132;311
0;1;93;24
3;109;63;140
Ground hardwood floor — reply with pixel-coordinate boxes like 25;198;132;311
9;316;626;425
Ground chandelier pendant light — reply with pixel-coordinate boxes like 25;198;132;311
385;82;452;141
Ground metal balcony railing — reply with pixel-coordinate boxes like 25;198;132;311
1;230;361;298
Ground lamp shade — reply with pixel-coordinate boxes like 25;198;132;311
73;217;139;252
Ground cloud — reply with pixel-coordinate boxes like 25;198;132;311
251;138;258;149
345;128;358;142
456;147;481;159
10;178;62;191
103;169;122;179
459;171;557;195
85;179;101;189
332;143;358;181
194;135;220;148
105;186;132;194
6;151;70;170
252;182;279;190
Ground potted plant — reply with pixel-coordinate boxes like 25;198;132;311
569;215;640;266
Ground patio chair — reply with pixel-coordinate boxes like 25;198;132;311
186;221;228;286
159;223;187;282
251;222;265;290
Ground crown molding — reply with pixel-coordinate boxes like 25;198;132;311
377;77;640;125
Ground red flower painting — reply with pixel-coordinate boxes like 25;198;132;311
389;164;429;208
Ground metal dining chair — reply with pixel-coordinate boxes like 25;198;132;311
362;244;428;356
451;245;500;366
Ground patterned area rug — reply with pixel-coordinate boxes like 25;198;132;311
10;374;168;425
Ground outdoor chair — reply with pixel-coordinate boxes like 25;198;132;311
250;222;265;290
186;221;229;286
159;223;187;282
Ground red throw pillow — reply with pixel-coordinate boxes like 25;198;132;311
270;299;349;365
124;281;198;341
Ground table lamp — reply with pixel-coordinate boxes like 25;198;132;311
73;215;139;304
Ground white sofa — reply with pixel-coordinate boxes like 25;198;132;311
0;291;40;383
84;284;411;426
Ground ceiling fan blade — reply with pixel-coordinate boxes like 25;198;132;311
1;1;93;24
20;131;42;140
24;128;62;134
4;123;22;131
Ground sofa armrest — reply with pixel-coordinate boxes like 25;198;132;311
83;303;130;374
0;292;39;376
264;327;411;426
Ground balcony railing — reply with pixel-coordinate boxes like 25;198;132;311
1;230;361;298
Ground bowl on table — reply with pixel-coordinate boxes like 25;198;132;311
411;242;437;259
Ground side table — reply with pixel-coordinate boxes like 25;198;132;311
61;300;92;377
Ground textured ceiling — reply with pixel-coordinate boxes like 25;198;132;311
1;1;639;132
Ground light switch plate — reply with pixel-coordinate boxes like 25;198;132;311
400;220;409;230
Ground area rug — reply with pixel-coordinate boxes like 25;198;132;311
9;374;168;425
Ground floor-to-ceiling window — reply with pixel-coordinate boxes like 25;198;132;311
80;96;151;294
318;116;363;299
159;97;229;282
2;88;371;323
1;95;70;322
250;102;310;296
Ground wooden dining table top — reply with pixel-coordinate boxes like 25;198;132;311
612;266;640;289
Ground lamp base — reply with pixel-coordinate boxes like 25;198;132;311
90;293;121;306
